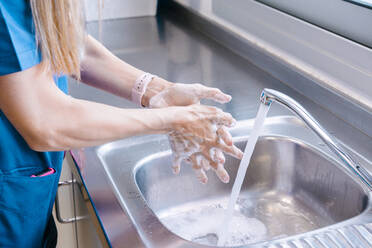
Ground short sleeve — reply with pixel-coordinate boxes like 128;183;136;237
0;0;41;76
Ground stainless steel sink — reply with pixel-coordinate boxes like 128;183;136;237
97;116;372;247
136;136;367;244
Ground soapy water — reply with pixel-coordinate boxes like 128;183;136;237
217;103;271;246
159;194;328;246
159;103;272;247
160;204;267;246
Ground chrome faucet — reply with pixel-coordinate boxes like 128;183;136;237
260;88;372;191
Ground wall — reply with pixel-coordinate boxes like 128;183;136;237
84;0;158;21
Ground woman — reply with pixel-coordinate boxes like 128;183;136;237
0;0;243;247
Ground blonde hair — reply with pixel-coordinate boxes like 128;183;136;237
30;0;85;78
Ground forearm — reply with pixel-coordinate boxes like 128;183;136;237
34;97;172;151
0;63;174;151
79;35;171;105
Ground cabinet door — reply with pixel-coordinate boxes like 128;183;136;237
71;164;104;248
54;155;77;248
55;153;104;248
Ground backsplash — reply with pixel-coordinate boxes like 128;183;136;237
84;0;158;21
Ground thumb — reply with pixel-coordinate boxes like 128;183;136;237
149;92;169;108
195;84;232;103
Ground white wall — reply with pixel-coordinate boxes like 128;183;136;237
84;0;158;21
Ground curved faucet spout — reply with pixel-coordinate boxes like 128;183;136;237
260;88;372;191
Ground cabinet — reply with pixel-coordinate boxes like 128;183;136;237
53;153;106;248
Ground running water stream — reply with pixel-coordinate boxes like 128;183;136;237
217;102;271;246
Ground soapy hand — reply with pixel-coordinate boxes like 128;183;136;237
168;105;243;184
149;83;232;108
148;82;242;184
169;126;243;184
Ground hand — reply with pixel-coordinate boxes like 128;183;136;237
167;105;243;184
145;79;242;184
169;126;243;184
148;83;232;108
140;77;231;108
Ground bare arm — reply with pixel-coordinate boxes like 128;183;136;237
0;63;233;152
0;64;168;150
79;35;171;106
79;36;232;107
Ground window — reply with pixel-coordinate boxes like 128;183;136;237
345;0;372;9
257;0;372;48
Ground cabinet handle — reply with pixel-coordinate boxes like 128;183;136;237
55;179;86;223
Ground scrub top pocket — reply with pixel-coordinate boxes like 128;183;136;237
0;166;58;248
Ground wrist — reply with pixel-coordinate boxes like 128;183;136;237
153;106;185;132
142;77;172;107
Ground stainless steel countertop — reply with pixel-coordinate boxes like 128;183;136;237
68;13;372;247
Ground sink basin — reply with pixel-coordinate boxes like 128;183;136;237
96;116;372;247
135;136;368;246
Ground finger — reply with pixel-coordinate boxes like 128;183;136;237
211;148;225;164
191;154;208;184
169;132;200;155
194;168;208;184
201;149;220;170
193;152;212;171
172;155;183;174
217;143;244;160
200;156;211;171
217;126;233;146
215;163;230;183
202;149;230;183
195;84;232;103
211;111;236;127
168;132;183;153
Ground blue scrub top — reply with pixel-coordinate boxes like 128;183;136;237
0;1;67;247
